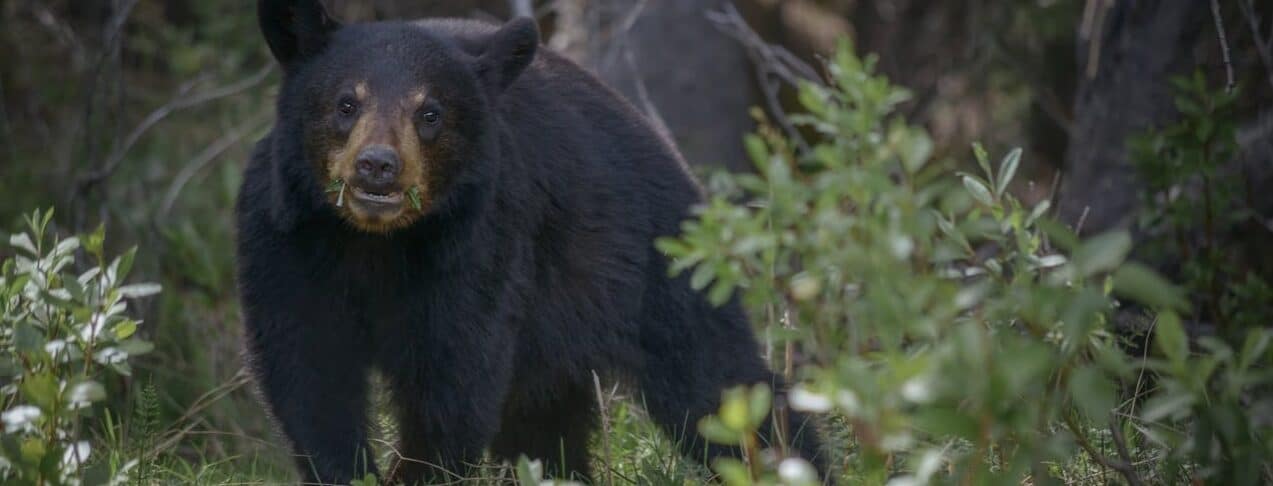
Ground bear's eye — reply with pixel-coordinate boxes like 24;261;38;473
337;98;359;117
421;110;441;125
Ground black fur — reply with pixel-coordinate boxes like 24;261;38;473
238;3;821;484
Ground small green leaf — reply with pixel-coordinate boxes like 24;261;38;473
21;373;59;411
67;381;107;406
117;246;138;283
515;455;543;486
1141;393;1194;422
698;417;743;445
962;175;994;206
1026;199;1051;226
53;236;80;257
1238;329;1271;371
996;147;1022;196
84;225;105;258
719;389;749;431
20;437;46;463
712;458;752;486
972;142;991;180
743;134;769;168
9;232;37;255
14;320;44;352
1156;311;1188;366
407;186;423;211
900;131;933;174
747;383;771;428
117;283;162;299
1069;365;1117;420
1072;230;1132;277
689;263;716;291
116;338;155;356
325;178;345;193
1112;263;1186;310
113;320;138;340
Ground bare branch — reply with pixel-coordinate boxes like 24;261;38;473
706;3;822;155
1064;413;1145;486
75;64;274;193
1210;0;1236;92
157;109;273;221
1109;414;1140;481
1081;0;1113;79
1238;0;1273;90
623;46;673;144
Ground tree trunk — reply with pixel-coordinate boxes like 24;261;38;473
550;0;761;171
1057;1;1207;234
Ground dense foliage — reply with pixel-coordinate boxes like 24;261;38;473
661;42;1273;485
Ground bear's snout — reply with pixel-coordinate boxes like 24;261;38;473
353;144;402;188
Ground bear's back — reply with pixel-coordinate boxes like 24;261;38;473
410;18;705;243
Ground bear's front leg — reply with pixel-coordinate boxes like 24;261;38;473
379;308;516;485
242;292;376;484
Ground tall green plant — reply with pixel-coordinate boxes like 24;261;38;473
1;209;157;485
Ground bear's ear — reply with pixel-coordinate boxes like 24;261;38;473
258;0;340;70
476;17;540;95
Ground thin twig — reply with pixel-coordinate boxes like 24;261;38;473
157;109;273;220
593;370;616;486
371;438;471;485
1108;414;1139;479
706;3;822;155
75;64;274;193
77;0;140;174
1237;0;1273;90
1063;413;1145;486
149;369;253;457
1210;0;1236;92
623;48;673;144
1075;206;1091;235
1083;0;1112;79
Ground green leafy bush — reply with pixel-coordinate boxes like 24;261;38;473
660;41;1273;485
1130;72;1273;338
1;209;158;485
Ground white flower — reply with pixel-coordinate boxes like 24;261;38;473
2;405;42;433
788;386;832;413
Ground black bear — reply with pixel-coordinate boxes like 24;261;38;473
236;1;821;483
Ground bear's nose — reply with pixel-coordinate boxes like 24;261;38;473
354;145;401;184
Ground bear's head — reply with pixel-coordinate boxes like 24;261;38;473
259;0;538;233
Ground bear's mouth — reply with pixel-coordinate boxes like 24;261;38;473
350;186;404;206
